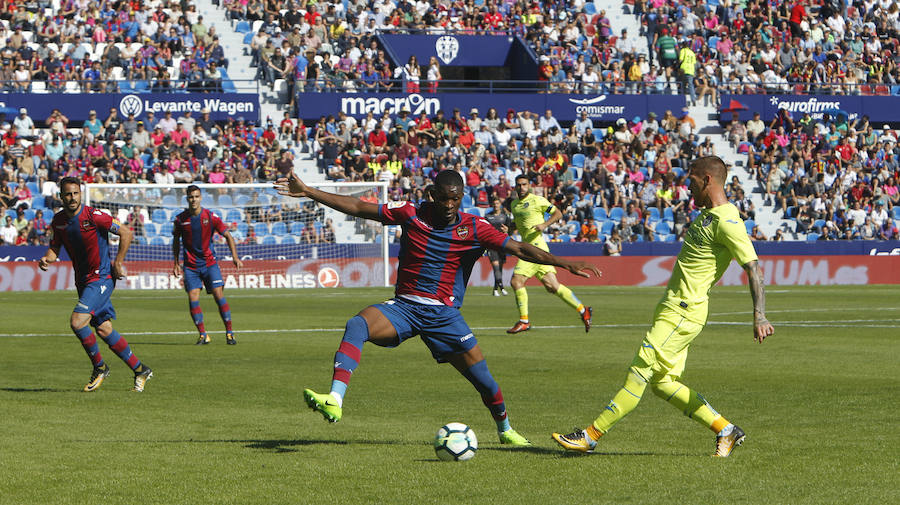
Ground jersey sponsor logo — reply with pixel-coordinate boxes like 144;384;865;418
93;210;103;215
460;333;473;342
202;218;209;225
81;220;94;231
77;302;89;310
317;267;340;288
387;201;406;209
702;214;714;227
456;225;470;240
726;219;739;224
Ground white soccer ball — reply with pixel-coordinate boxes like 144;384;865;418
433;422;477;461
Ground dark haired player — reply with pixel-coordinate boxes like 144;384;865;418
172;185;243;345
484;198;513;296
276;170;601;445
39;177;153;392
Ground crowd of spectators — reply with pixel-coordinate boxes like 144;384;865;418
0;104;331;246
227;0;900;105
729;108;900;240
0;1;230;93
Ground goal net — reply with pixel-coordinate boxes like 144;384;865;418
83;182;390;290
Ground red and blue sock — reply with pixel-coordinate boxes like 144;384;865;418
189;300;206;335
461;360;510;432
330;315;369;402
216;297;232;333
101;330;141;371
73;326;104;368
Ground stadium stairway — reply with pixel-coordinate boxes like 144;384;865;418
593;0;649;57
196;0;285;124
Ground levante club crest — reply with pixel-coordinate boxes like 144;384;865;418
456;225;470;240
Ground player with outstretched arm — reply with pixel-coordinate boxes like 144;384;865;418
552;156;775;457
172;185;243;345
275;170;601;446
39;177;153;392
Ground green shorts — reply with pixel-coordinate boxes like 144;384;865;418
512;259;556;279
630;304;705;383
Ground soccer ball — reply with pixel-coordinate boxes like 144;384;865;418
433;423;477;461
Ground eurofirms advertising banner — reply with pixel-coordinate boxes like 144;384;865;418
296;92;686;122
0;93;260;122
2;254;898;291
379;34;517;67
719;94;900;123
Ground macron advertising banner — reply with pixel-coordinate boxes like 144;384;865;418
0;93;260;123
295;92;686;123
719;94;900;124
2;241;899;291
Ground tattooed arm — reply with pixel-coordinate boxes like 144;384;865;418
742;260;774;343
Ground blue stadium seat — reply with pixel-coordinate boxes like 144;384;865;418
289;222;305;234
600;220;614;235
649;207;660;222
243;32;254;44
634;234;644;242
5;209;17;220
568;167;579;180
656;221;671;235
893;207;900;220
26;182;39;194
31;198;45;209
260;235;278;245
571;153;585;168
806;233;820;242
143;222;158;236
462;194;473;208
592;207;607;221
663;207;674;222
813;219;825;232
236;222;248;236
744;219;755;234
251;221;269;234
235;194;251;206
235;21;252;33
160;222;174;236
218;195;232;207
664;234;677;242
584;3;596;15
151;208;168;223
608;207;624;222
141;153;152;167
161;195;177;207
23;208;35;221
270;221;287;235
133;80;150;93
149;236;167;245
558;234;571;242
225;209;243;223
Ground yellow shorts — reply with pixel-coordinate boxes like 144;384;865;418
512;259;556;279
629;305;704;383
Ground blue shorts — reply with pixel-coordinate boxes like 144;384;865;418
184;263;224;293
74;278;117;327
373;298;478;363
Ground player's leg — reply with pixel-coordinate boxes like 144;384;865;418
95;319;153;392
539;271;592;332
70;311;108;392
183;267;209;344
507;271;531;333
448;346;530;446
487;250;504;296
210;285;234;345
649;378;743;456
303;304;400;423
207;264;233;344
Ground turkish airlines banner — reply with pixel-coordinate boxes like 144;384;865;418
2;255;898;291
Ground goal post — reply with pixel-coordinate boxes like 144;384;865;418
83;182;391;289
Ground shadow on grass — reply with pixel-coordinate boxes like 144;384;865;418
243;439;350;453
1;387;69;393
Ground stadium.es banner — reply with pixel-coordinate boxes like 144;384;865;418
296;92;686;123
0;93;260;122
2;254;899;291
719;94;900;124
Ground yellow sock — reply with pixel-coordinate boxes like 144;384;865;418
651;381;725;432
555;285;584;313
586;424;604;441
592;371;647;433
514;287;528;321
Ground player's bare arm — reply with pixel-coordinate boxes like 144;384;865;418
223;231;243;269
275;172;381;220
742;260;774;343
112;223;133;280
504;240;601;278
172;232;182;276
38;243;61;271
534;207;563;233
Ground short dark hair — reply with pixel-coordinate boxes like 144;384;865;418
186;184;201;195
434;169;464;190
514;174;529;183
59;176;81;191
689;156;727;184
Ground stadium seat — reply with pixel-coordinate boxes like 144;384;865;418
600;220;614;235
893;207;900;220
289;222;305;234
608;207;624;222
462;194;473;208
243;32;254;45
235;21;252;33
161;195;177;207
251;222;269;234
664;234;677;242
875;85;890;96
813;219;825;232
5;209;17;220
151;208;168;223
149;236;168;245
663;207;674;222
218;195;233;207
225;209;243;223
133;236;147;245
236;222;249;236
649;207;660;222
160;222;174;236
270;222;287;235
260;235;278;245
806;233;820;242
143;222;158;236
571;153;585;168
26;182;39;194
656;221;671;236
202;194;215;207
235;194;251;206
592;207;608;221
744;219;755;234
583;3;596;15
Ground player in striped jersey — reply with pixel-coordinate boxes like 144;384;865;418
172;185;243;345
276;170;601;445
39;177;153;392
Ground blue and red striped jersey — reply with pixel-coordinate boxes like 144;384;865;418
50;205;120;287
380;201;510;308
173;208;227;269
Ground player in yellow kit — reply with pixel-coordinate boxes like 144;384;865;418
506;175;593;334
552;156;775;457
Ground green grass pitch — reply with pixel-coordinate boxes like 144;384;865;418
1;285;897;504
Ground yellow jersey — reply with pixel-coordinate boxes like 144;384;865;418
510;193;555;250
661;203;758;321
